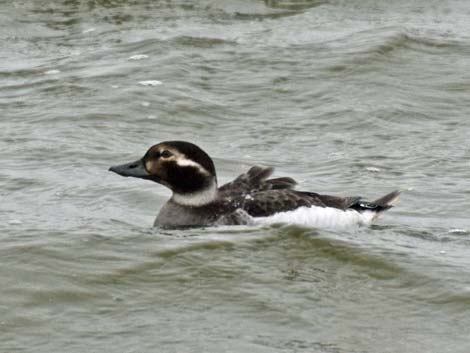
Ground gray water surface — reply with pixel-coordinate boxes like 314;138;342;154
1;1;470;352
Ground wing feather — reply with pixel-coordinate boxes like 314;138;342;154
219;166;297;197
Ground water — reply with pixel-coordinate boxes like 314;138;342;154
1;0;470;352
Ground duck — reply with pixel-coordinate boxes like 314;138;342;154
109;140;400;228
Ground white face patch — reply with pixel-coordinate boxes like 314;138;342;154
152;146;211;176
171;181;217;206
146;146;212;177
145;160;156;172
174;156;210;176
176;157;203;168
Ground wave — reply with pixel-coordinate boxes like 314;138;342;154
326;27;469;71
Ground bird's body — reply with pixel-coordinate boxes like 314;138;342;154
109;141;400;229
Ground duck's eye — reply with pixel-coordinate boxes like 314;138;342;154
160;150;172;158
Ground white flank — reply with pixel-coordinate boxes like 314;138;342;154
172;182;217;207
253;206;378;229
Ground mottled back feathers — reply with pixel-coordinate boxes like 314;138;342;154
218;166;400;218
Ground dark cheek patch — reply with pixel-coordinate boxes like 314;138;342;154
166;162;209;194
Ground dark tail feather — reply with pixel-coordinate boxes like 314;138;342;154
373;190;401;209
349;190;401;216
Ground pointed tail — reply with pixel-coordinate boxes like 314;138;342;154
349;190;401;220
373;190;401;210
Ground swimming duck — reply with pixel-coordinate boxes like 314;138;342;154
109;141;400;228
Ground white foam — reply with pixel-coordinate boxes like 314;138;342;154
139;80;162;86
129;54;149;60
253;206;376;229
449;228;468;234
44;69;60;75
